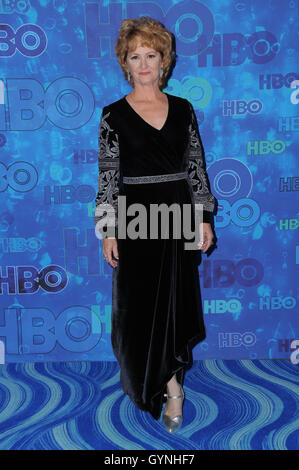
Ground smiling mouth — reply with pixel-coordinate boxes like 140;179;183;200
139;72;150;74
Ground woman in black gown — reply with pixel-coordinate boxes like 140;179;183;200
94;17;216;433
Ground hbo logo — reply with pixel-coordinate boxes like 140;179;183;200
219;332;256;348
0;24;47;57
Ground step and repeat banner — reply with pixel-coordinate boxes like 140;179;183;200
0;0;298;364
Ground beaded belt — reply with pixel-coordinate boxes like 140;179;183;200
123;171;188;184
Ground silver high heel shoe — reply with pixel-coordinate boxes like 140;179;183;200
162;385;185;434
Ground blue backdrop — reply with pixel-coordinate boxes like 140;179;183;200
0;0;298;364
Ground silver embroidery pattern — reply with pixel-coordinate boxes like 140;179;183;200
94;108;120;230
123;171;188;184
187;101;216;212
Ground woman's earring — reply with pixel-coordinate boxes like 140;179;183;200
160;67;163;77
127;71;131;81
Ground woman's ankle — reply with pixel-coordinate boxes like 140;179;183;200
167;375;182;395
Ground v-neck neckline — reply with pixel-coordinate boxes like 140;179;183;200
123;93;170;132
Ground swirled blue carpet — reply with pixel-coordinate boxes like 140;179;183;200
0;360;298;450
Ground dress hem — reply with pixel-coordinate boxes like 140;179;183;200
116;329;206;421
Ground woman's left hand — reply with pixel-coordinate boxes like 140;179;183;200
197;223;214;252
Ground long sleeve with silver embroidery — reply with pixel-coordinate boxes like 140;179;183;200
187;101;216;223
94;106;120;238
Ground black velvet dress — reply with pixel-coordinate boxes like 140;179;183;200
94;92;216;420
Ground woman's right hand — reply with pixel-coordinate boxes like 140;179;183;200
103;237;119;268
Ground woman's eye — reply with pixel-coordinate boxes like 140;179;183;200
130;54;156;59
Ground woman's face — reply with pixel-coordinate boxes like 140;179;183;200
125;40;162;86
